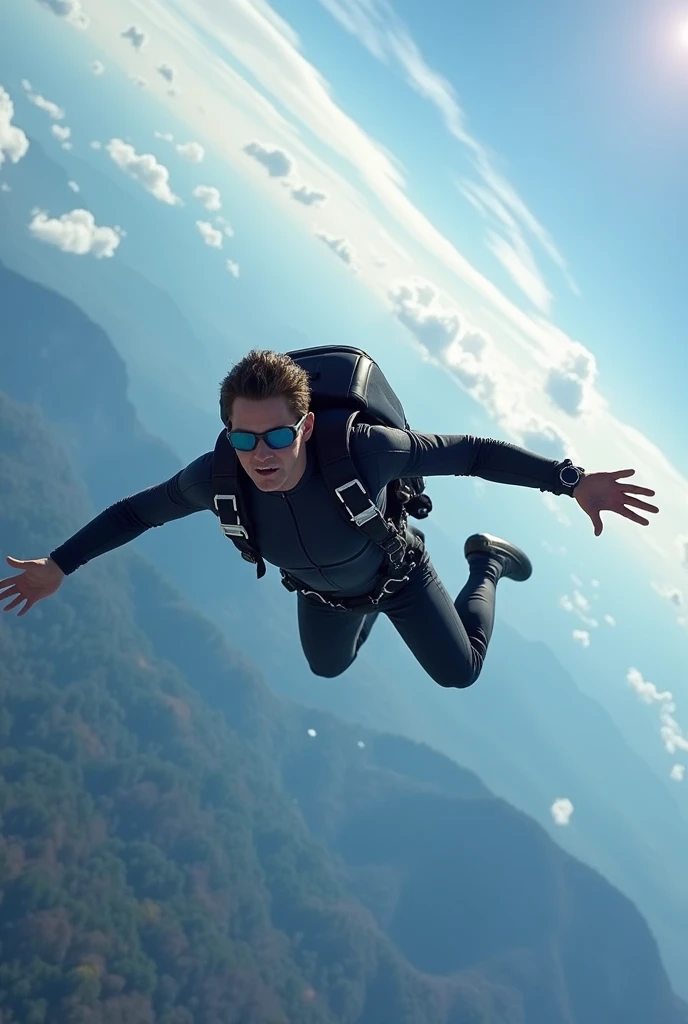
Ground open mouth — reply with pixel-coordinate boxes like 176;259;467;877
256;467;279;476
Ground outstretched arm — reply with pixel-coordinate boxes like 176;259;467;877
1;452;217;616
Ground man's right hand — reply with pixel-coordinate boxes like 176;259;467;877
0;556;65;616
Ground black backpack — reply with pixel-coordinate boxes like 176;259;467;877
212;345;433;580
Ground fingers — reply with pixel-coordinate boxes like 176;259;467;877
2;594;27;613
0;584;20;601
624;496;660;514
622;485;655;496
5;556;27;567
619;507;650;526
610;468;636;479
0;578;20;593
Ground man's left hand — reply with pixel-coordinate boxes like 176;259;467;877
574;469;659;537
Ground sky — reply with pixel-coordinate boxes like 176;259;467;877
2;0;688;794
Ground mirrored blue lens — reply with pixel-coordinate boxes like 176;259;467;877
229;432;256;451
265;428;294;449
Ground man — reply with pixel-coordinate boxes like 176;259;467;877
1;350;659;689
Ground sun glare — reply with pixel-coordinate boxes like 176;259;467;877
679;18;688;47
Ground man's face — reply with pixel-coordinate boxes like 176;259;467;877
230;396;314;492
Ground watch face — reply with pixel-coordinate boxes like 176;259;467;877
561;466;579;485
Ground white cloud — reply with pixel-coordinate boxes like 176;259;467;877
545;343;598;417
29;208;121;258
34;0;88;28
625;667;673;706
0;182;11;192
290;182;328;206
157;63;177;84
106;139;179;204
130;76;148;89
670;764;685;782
551;798;574;826
603;614;616;626
192;185;222;210
0;87;29;168
244;138;293;177
154;131;174;142
572;629;590;648
90;60;105;75
307;727;317;737
51;124;71;145
315;229;356;269
357;740;366;748
121;24;148;50
90;140;102;150
559;589;598;629
176;141;205;163
652;583;684;608
660;704;688;756
676;534;688;569
67;180;79;192
196;220;223;247
26;90;65;120
226;259;240;277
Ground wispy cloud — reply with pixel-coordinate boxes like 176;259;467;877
196;220;223;248
121;24;148;51
560;589;598;629
0;87;29;168
226;259;240;278
625;667;688;760
106;139;179;204
572;629;590;648
157;62;177;84
23;83;65;120
51;124;72;149
551;798;574;826
34;0;88;29
315;229;357;269
29;208;121;258
192;185;222;210
176;140;204;163
670;764;685;782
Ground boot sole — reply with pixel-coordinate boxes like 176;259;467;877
464;532;533;582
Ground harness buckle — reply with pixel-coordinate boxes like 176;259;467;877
214;494;249;540
334;478;384;528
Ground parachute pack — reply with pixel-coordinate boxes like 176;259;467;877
211;345;433;583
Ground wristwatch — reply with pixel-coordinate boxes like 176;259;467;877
558;460;585;496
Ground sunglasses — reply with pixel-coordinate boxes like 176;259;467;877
227;412;308;452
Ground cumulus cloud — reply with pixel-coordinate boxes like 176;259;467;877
544;342;598;417
551;798;574;826
67;180;79;192
176;141;204;163
51;124;71;148
226;259;240;278
307;728;317;737
243;139;294;178
106;139;179;204
157;63;176;84
625;667;673;706
0;88;29;168
90;60;105;75
216;215;234;236
196;220;223;248
660;704;688;756
121;25;148;50
670;764;685;782
315;229;356;269
29;208;121;258
290;183;328;206
192;185;221;211
560;589;598;629
26;89;65;119
34;0;88;28
572;629;590;648
603;614;616;626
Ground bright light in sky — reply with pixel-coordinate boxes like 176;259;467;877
680;19;688;47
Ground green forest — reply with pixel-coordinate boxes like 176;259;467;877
1;271;688;1022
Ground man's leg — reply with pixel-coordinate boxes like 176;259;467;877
382;547;513;689
297;593;377;678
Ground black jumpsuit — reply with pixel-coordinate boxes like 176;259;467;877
50;423;572;688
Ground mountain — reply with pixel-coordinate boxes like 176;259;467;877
2;256;688;999
2;385;687;1024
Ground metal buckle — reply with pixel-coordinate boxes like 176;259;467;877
214;494;249;540
334;478;382;527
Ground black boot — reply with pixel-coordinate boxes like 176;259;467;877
464;532;533;582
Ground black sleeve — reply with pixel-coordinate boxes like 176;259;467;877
50;452;217;575
350;424;567;495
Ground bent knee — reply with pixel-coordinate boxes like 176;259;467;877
308;660;351;679
436;665;482;689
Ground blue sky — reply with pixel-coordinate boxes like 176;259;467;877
2;0;688;798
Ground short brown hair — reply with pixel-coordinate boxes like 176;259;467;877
219;349;311;426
